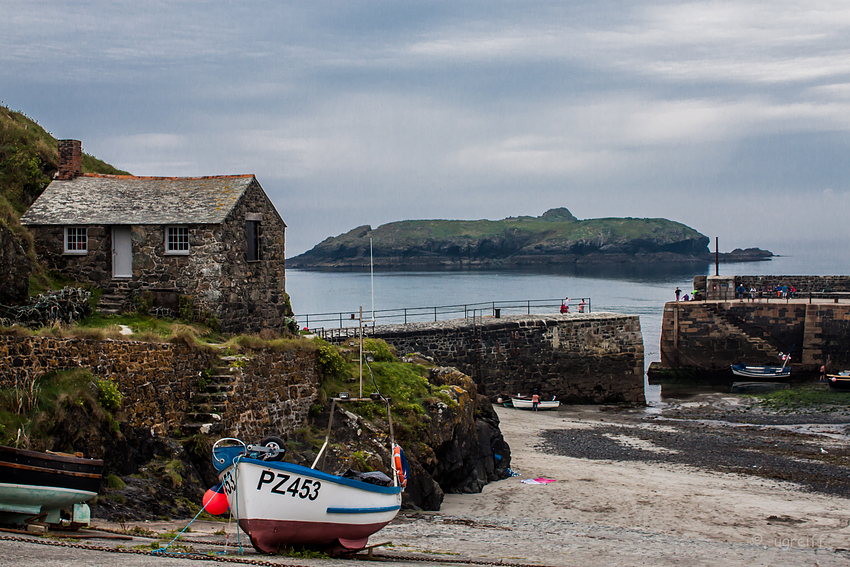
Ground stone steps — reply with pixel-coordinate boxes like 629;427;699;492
706;304;781;361
97;281;133;315
184;354;251;436
97;294;126;315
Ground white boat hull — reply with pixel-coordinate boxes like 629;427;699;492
220;458;401;552
511;398;560;410
730;364;790;379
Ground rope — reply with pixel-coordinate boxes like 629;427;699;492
156;462;246;556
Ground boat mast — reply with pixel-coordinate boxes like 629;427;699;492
359;306;363;400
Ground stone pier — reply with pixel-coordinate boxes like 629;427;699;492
332;313;645;404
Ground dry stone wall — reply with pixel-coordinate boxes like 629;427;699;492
0;335;320;437
227;349;321;440
336;314;645;404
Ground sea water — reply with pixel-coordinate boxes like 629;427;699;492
285;249;848;403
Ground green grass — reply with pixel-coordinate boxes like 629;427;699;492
1;105;129;296
0;368;110;448
749;383;850;412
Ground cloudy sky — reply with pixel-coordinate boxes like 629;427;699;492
3;0;850;258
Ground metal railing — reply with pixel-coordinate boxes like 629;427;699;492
299;298;591;337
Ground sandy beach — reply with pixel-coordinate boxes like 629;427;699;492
1;395;849;566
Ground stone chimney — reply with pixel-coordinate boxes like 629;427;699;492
57;139;82;180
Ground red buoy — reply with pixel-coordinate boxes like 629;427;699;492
202;484;229;515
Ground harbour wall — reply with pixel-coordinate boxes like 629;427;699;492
696;275;850;301
0;335;321;438
660;300;850;373
333;313;645;404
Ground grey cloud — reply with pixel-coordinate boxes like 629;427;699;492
3;0;850;258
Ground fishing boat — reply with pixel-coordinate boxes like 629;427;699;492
510;395;560;410
213;398;406;553
212;308;406;553
826;371;850;390
0;445;103;526
730;352;791;379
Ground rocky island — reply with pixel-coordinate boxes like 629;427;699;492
288;208;772;269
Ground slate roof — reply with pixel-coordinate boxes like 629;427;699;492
20;174;256;225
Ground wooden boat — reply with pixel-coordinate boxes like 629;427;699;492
731;352;791;379
212;396;405;553
826;371;850;390
730;364;791;379
0;445;103;526
510;395;560;410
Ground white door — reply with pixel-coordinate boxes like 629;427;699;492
112;226;133;278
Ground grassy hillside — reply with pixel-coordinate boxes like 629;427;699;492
335;216;704;247
0;105;130;293
0;105;128;220
291;207;711;268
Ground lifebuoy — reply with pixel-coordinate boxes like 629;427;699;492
393;444;409;490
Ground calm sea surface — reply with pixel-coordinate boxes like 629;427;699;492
285;249;848;402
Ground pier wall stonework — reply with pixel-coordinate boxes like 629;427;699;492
0;335;321;437
660;301;850;372
736;276;850;293
344;314;645;404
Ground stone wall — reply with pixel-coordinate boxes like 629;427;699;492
660;301;850;373
736;276;850;293
29;224;112;284
0;335;320;438
0;224;32;304
335;314;645;404
694;275;850;295
216;180;288;333
227;349;321;440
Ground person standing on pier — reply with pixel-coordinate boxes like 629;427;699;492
675;287;681;301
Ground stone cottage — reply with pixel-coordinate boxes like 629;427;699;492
20;140;288;333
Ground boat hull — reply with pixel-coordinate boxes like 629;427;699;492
827;374;850;390
511;398;560;410
219;457;401;552
730;364;790;379
0;445;102;524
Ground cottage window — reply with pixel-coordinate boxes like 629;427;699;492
166;226;190;254
64;227;88;254
246;220;261;262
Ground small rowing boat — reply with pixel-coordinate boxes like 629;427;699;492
0;445;102;527
730;352;791;380
730;364;791;379
510;395;560;410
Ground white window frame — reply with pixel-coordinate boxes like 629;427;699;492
64;227;88;254
165;226;190;255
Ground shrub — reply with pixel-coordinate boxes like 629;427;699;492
364;338;396;362
316;342;345;375
97;378;123;410
178;295;194;321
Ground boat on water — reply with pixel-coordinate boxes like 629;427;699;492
730;364;791;379
730;352;791;379
510;395;560;410
0;445;102;527
213;396;406;553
